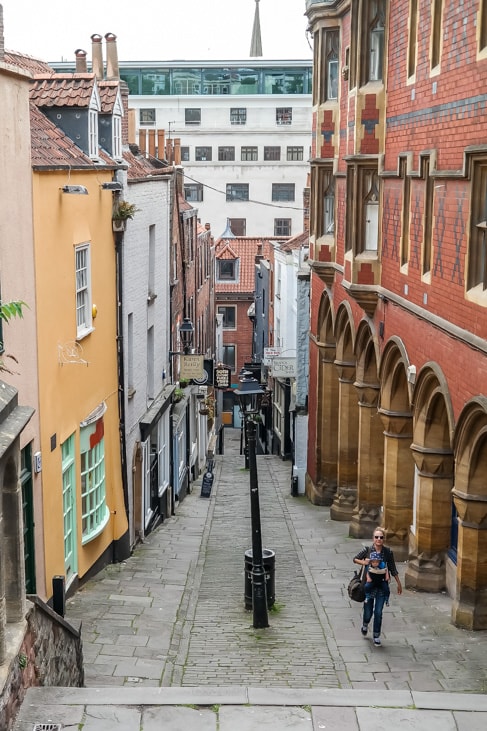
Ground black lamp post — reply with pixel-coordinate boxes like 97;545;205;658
235;375;269;629
179;317;194;355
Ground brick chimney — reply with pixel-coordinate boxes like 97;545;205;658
0;5;4;60
105;32;119;79
91;34;103;79
75;49;87;73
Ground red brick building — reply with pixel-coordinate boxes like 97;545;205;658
305;0;487;628
215;235;275;424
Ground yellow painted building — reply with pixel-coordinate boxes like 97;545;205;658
26;65;130;595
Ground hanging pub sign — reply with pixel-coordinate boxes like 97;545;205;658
180;355;204;381
214;365;232;389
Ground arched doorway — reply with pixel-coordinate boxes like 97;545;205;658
330;304;358;522
350;320;383;538
378;338;414;561
452;397;487;629
406;364;454;592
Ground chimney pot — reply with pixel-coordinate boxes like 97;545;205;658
75;48;87;73
91;34;103;79
105;32;119;79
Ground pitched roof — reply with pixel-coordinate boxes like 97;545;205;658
215;236;277;294
30;74;97;108
98;79;120;113
30;104;94;168
3;50;54;75
278;231;309;252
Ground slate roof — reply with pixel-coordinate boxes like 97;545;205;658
30;104;94;168
215;237;279;295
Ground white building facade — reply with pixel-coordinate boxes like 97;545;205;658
121;60;312;238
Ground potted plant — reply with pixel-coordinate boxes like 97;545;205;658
173;387;184;403
112;201;140;231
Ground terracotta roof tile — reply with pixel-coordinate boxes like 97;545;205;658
30;75;96;108
98;80;119;113
30;104;94;167
3;50;54;75
279;231;309;251
215;237;277;294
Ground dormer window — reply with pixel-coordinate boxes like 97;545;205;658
113;115;122;159
217;259;239;281
89;109;98;158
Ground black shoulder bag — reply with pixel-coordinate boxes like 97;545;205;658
347;548;369;602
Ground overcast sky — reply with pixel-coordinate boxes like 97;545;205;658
2;0;312;63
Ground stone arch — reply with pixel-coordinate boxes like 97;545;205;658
452;397;487;629
405;363;455;592
307;291;338;505
350;320;383;538
330;303;359;521
378;337;414;560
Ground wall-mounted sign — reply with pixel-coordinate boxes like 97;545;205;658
180;355;204;380
263;347;282;366
271;357;297;378
214;365;232;389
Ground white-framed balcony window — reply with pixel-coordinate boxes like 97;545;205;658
218;305;237;329
364;171;379;252
80;410;109;543
113;114;122;159
75;244;92;339
88;109;98;158
324;174;335;234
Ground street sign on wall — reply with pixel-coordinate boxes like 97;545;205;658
180;355;204;380
270;357;297;378
263;347;282;366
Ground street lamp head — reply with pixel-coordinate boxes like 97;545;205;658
179;318;194;353
235;374;264;414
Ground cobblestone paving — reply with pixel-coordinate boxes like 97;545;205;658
66;428;487;694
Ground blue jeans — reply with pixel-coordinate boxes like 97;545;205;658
363;587;387;637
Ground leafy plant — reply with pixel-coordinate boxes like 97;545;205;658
0;300;27;374
113;200;140;221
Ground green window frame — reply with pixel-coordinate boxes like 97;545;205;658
80;420;109;543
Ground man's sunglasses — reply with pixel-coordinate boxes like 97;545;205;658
374;535;384;540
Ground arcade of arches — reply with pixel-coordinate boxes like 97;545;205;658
306;294;487;631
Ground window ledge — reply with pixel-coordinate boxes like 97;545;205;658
465;284;487;307
76;326;95;341
81;505;110;546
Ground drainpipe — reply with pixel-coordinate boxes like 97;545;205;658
114;228;131;560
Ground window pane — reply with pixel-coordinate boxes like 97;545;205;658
226;184;249;201
230;107;247;124
195;146;212;160
185;107;201;124
272;184;295;202
174;69;202;95
286;146;303;161
222;345;236;370
141;70;170;94
264;146;281;161
274;219;291;236
218;146;235;161
229;218;246;235
276;107;292;125
218;260;237;279
181;146;190;161
218;306;236;328
139;108;156;124
241;146;258;161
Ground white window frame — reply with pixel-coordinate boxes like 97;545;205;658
88;108;98;158
81;431;109;543
75;244;93;339
113;114;122;159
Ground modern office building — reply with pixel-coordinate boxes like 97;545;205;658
53;54;313;239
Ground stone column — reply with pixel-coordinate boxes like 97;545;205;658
451;490;487;630
330;360;359;521
379;408;414;561
349;381;383;538
308;343;339;505
405;445;454;592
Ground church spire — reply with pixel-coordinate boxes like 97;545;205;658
250;0;263;57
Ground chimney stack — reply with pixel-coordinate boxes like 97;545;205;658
75;49;87;73
105;32;119;79
91;34;103;79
